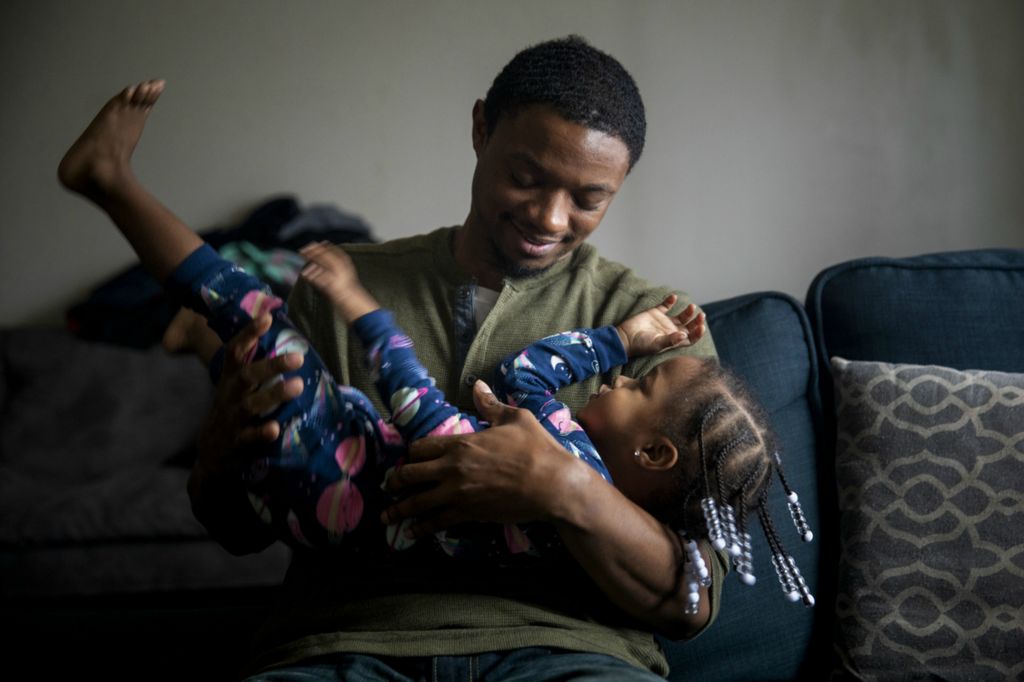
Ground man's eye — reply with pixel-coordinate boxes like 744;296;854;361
511;173;535;188
574;194;605;212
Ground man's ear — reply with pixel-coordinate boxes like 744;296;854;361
638;437;678;471
471;99;488;154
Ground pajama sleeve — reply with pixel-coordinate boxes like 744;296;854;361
352;309;482;443
493;326;628;483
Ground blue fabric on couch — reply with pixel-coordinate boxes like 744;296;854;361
807;248;1024;376
806;247;1024;459
804;249;1024;679
662;292;830;681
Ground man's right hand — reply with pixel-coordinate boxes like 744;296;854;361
196;313;305;465
188;313;304;554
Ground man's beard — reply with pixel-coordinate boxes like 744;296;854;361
503;258;552;280
490;230;558;281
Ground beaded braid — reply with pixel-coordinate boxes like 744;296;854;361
711;432;756;558
775;450;814;543
730;457;767;585
757;479;815;606
656;361;814;609
696;400;729;552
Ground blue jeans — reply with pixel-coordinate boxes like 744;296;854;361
244;647;666;681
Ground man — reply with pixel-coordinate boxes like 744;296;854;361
189;35;722;680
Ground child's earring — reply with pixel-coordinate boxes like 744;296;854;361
633;450;641;460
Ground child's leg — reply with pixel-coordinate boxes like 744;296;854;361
59;82;397;553
58;80;202;283
162;307;221;367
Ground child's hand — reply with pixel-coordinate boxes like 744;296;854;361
299;241;379;324
615;294;706;358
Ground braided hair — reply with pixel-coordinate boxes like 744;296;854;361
647;358;814;607
483;35;647;170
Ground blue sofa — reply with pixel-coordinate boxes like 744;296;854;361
4;248;1021;679
665;247;1024;680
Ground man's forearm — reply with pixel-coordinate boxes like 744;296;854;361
389;385;713;637
551;461;712;639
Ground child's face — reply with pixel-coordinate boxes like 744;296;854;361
577;356;704;485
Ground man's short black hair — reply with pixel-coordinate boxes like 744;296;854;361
483;35;647;170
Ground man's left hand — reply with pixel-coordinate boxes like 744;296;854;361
380;380;592;539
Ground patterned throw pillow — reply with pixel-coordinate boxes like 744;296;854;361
830;357;1024;681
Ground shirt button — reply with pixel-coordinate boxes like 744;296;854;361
465;374;477;386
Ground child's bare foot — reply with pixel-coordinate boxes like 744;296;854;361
58;80;166;201
162;306;221;366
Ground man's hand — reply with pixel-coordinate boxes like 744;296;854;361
188;313;303;554
381;380;707;637
615;294;705;358
194;314;304;472
380;380;592;538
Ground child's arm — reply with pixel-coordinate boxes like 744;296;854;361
493;327;622;483
615;294;705;359
498;294;705;401
353;310;481;441
496;327;625;404
299;242;480;442
495;295;704;482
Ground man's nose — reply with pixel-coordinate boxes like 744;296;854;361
530;190;570;235
613;375;629;388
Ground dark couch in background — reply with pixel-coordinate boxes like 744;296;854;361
668;247;1024;680
3;248;1022;679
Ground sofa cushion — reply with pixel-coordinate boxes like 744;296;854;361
662;292;827;681
0;328;291;597
806;248;1024;379
830;357;1024;680
0;328;212;483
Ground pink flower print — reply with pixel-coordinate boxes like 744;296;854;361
287;510;314;548
280;416;306;461
316;479;363;541
512;351;535;371
239;290;283;319
309;372;339;425
504;523;533;554
337;385;364;400
367;346;383;378
427;414;477;437
377;419;404;446
270;328;309;359
388;334;415;350
390;386;429;427
335;436;366;475
546;407;582;435
199;284;224;310
436;530;467;557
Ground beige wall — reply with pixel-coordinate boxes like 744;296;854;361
2;0;1021;326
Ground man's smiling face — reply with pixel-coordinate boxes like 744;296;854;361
463;102;631;281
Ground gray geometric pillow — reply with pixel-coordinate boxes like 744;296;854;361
830;357;1024;681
